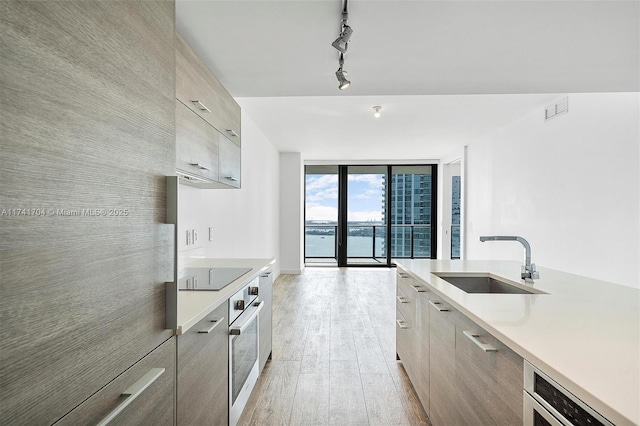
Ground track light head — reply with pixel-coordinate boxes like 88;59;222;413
336;68;351;90
331;25;353;53
373;106;382;118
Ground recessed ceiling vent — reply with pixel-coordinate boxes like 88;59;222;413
545;97;568;121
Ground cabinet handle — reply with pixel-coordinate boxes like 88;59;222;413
226;129;238;137
260;272;272;277
411;284;427;293
190;163;210;171
396;296;409;304
398;273;410;278
463;330;497;352
428;300;449;312
396;320;409;329
191;100;211;113
198;317;224;334
225;176;238;182
96;368;165;426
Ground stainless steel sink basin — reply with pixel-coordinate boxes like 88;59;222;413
433;273;544;294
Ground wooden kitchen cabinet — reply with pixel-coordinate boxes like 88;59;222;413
455;313;523;425
177;302;229;426
176;99;220;182
176;32;241;144
56;337;176;426
417;292;431;416
428;293;463;426
175;32;242;188
1;1;175;423
218;133;241;188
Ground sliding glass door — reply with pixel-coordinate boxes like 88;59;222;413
305;164;437;266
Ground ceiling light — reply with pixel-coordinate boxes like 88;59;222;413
336;69;350;90
331;25;353;54
373;106;382;118
336;53;350;90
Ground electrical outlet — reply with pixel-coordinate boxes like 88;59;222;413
209;227;214;242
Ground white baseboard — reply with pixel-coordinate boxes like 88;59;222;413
280;269;303;275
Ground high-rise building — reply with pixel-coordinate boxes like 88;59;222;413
382;173;432;257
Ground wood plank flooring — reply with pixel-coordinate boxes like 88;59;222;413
239;268;431;426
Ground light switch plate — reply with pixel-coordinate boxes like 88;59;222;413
193;229;198;242
186;230;192;245
209;227;214;242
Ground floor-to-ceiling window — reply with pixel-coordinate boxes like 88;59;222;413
305;164;437;266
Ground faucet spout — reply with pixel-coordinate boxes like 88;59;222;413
479;235;538;282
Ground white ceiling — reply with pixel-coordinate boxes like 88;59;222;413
176;0;639;160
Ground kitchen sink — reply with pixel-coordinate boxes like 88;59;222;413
433;273;545;294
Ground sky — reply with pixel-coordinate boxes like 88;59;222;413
305;173;384;223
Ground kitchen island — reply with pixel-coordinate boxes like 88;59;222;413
395;259;639;426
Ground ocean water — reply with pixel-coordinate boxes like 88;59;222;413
305;234;386;258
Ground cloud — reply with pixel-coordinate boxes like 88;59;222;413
306;174;338;192
307;187;338;202
352;188;382;199
348;174;383;187
306;204;338;222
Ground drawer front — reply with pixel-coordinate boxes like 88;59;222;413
57;337;176;426
178;302;229;426
396;309;418;384
176;100;219;182
176;33;241;142
455;313;523;425
397;270;426;301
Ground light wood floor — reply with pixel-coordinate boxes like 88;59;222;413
238;268;431;426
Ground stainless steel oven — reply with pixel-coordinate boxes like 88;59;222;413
228;278;263;426
523;361;613;426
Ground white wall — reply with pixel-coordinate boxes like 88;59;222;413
465;93;639;288
178;110;281;276
279;153;304;274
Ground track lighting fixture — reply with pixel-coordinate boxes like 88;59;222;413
331;25;353;54
336;53;351;90
332;0;353;90
373;106;382;118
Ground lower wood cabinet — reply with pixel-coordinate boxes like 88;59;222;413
57;337;176;426
177;302;229;426
455;313;523;425
396;274;525;426
428;293;463;426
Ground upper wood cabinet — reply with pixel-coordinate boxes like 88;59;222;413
175;32;242;188
176;99;220;182
176;32;241;144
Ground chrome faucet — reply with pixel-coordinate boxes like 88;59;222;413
479;236;540;282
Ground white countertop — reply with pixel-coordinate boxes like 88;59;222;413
395;259;639;426
176;257;275;335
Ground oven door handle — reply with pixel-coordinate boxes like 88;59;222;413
229;301;264;335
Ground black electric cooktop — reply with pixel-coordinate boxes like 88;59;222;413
178;267;251;291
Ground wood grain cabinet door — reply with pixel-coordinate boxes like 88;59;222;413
455;313;523;426
218;134;241;188
56;338;176;426
177;302;229;426
176;33;241;142
176;99;220;182
0;1;175;423
417;292;431;416
428;293;463;426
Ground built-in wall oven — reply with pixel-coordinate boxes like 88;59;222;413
523;361;613;426
228;277;263;426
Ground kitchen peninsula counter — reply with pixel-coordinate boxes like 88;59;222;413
394;259;639;426
175;257;275;335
